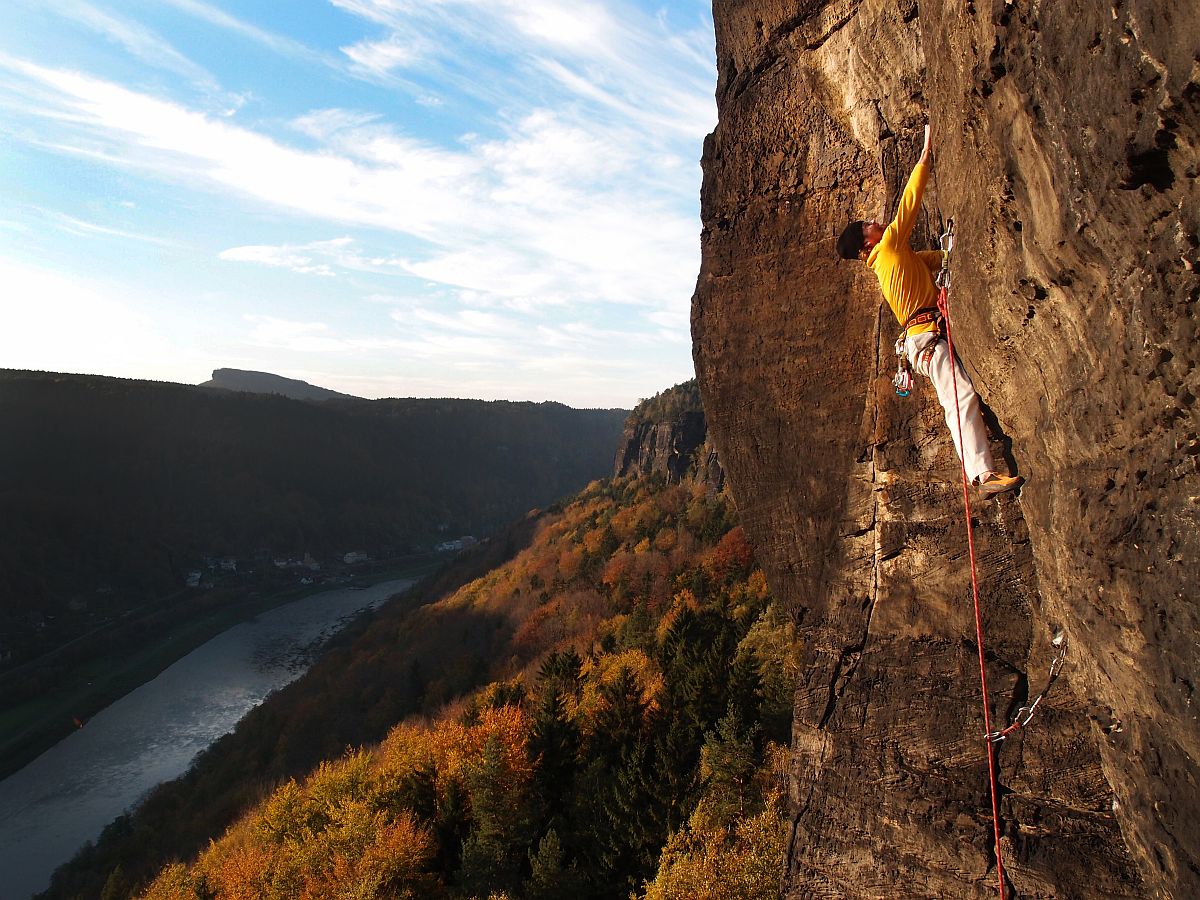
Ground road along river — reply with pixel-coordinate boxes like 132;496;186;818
0;578;413;900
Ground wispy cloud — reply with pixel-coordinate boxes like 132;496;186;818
242;314;407;353
156;0;335;69
46;210;179;247
0;54;704;316
0;1;715;405
37;0;216;88
330;0;715;139
219;237;413;277
340;32;430;81
220;238;353;276
0;55;471;239
290;108;382;141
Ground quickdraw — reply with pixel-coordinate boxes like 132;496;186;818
893;340;913;396
989;630;1068;743
936;218;954;291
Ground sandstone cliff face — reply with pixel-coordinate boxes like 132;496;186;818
614;381;725;489
693;2;1199;897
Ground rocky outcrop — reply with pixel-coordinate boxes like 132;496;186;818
693;2;1198;898
614;380;725;489
201;368;357;401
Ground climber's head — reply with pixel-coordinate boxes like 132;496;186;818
836;220;885;261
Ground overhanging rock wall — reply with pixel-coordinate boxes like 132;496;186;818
692;1;1199;896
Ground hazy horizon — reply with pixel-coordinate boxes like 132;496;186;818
0;0;716;409
4;364;659;408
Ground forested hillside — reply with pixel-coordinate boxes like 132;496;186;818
0;370;626;660
45;473;797;899
138;477;791;900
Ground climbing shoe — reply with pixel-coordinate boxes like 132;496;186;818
977;472;1023;496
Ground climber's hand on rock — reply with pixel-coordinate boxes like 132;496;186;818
920;124;932;165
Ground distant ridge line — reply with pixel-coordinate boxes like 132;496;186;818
200;368;358;402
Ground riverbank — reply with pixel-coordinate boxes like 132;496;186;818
0;556;444;781
0;577;424;900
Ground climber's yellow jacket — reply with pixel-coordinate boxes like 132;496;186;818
866;161;944;337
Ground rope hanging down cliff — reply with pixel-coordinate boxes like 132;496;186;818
925;167;1069;748
836;128;1044;899
935;223;1009;899
932;174;1070;897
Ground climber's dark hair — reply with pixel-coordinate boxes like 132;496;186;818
836;220;866;260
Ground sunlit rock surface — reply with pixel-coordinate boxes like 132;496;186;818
693;1;1198;896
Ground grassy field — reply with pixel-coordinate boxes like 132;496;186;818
0;556;445;781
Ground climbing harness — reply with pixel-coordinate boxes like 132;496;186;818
893;306;943;395
893;307;940;396
937;215;1009;900
989;630;1068;742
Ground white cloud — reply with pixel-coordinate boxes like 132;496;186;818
329;0;618;60
0;55;474;240
38;0;216;88
645;308;691;337
220;246;336;277
0;0;712;405
325;0;401;28
400;247;564;303
156;0;334;68
46;210;179;247
508;1;619;50
218;237;369;276
219;237;411;277
0;18;711;313
326;0;715;139
242;314;406;354
290;108;382;140
341;33;428;78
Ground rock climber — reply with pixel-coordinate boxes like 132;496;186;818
835;125;1021;497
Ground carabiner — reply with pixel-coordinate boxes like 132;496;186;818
939;217;955;254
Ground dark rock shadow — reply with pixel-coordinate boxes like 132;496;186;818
978;397;1019;478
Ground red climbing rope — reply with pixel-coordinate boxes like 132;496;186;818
938;275;1008;900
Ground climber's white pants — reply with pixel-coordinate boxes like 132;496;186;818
905;332;995;483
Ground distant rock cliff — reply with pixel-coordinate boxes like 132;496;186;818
201;368;357;401
693;2;1198;898
614;380;724;489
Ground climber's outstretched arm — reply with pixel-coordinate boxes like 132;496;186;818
886;124;932;245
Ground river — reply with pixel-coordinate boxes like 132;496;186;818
0;578;414;900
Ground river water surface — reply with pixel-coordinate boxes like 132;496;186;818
0;578;413;900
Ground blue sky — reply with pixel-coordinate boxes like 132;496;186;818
0;0;715;408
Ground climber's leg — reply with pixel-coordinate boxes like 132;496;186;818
907;334;995;483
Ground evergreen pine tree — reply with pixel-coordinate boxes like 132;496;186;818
698;708;761;827
530;687;580;823
525;828;585;899
100;864;131;900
